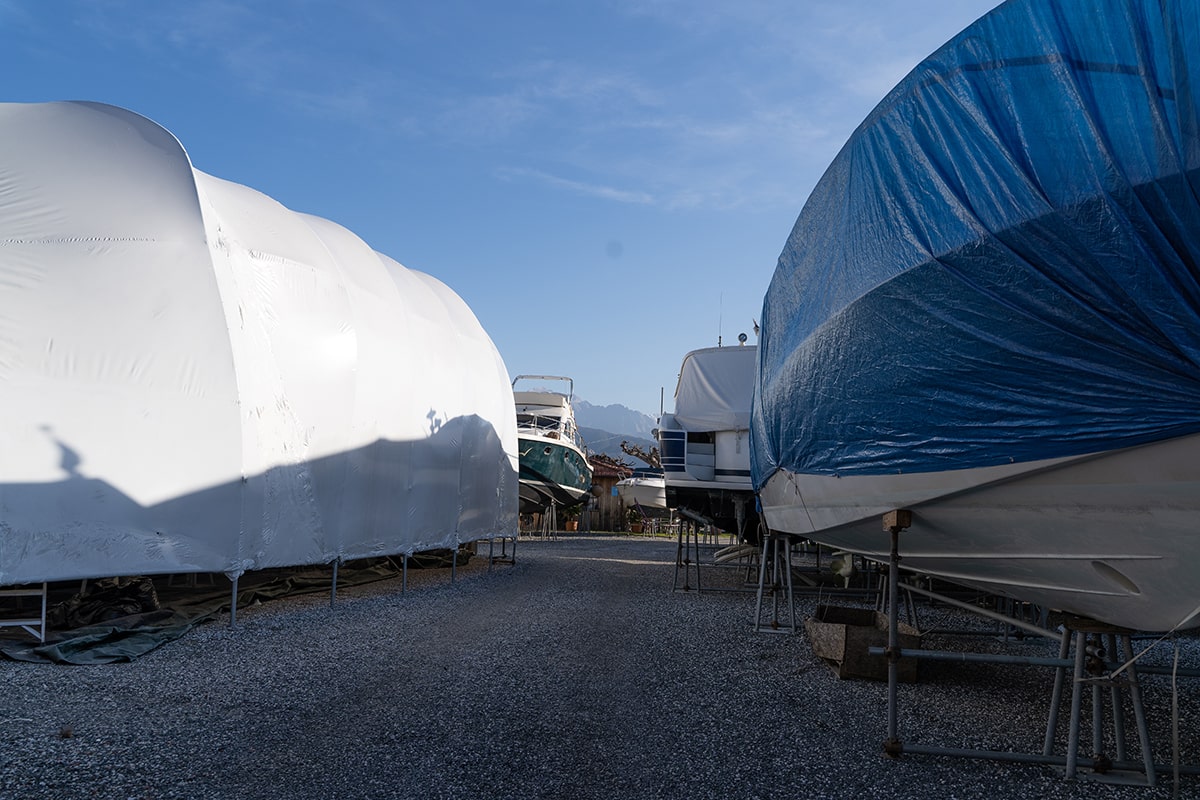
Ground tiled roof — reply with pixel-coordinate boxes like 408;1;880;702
589;454;633;478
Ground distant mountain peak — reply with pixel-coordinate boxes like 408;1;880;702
573;399;656;439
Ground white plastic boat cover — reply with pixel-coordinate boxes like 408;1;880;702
0;101;519;585
671;346;756;431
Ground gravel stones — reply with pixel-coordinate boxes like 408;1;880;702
1;535;1196;799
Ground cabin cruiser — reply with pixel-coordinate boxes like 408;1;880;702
513;375;592;513
658;341;759;542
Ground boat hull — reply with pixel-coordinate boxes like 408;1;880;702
760;432;1200;632
615;476;667;510
517;434;591;512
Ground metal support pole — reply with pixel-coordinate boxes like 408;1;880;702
1066;630;1086;779
229;574;239;628
402;556;408;593
674;521;689;591
867;647;1073;668
752;534;770;631
1044;630;1072;756
674;521;700;592
692;523;702;592
1105;633;1127;765
773;537;783;622
451;547;457;583
885;523;901;756
775;535;797;633
1122;633;1156;785
38;582;47;643
331;559;340;608
896;580;1062;643
1092;655;1104;768
781;536;796;633
901;581;916;627
774;537;783;616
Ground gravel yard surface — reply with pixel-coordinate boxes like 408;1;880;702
1;534;1196;799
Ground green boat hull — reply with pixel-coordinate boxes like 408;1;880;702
518;436;592;512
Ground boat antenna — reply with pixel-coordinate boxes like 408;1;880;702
718;292;723;346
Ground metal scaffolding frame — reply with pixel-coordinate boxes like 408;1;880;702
872;509;1197;788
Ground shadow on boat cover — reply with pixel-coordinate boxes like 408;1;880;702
0;552;465;665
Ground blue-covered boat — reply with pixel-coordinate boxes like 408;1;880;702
752;0;1200;632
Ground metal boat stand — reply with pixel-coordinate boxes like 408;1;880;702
871;509;1197;787
1040;616;1160;784
539;504;559;540
0;582;48;642
877;618;1168;784
751;530;797;634
673;518;703;592
226;571;241;627
486;535;518;570
874;570;918;627
330;558;342;608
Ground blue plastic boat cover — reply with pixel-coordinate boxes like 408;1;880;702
752;0;1200;483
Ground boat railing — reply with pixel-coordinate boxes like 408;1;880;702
517;413;586;450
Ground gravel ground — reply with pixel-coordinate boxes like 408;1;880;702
1;534;1197;800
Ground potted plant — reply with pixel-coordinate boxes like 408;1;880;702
563;505;580;532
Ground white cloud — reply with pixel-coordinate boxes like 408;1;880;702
45;0;998;212
497;166;655;205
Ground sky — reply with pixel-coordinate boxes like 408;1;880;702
2;0;1001;417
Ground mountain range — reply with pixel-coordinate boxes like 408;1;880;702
573;399;656;438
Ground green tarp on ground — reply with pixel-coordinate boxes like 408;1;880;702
0;552;467;665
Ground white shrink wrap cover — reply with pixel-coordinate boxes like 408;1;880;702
0;101;518;585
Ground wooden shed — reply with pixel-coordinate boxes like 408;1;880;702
580;454;633;532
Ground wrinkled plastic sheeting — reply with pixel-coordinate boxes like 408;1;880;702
752;0;1200;485
0;101;519;586
671;346;757;431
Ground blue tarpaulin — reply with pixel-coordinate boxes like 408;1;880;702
752;0;1200;484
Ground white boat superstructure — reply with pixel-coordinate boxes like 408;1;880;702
658;344;759;540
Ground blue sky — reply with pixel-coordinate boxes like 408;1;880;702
3;0;1000;417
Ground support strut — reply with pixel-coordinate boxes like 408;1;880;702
883;509;911;757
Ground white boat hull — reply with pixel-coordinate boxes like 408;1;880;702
616;476;667;510
759;431;1200;632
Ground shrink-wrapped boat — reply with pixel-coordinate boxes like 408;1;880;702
0;101;518;587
